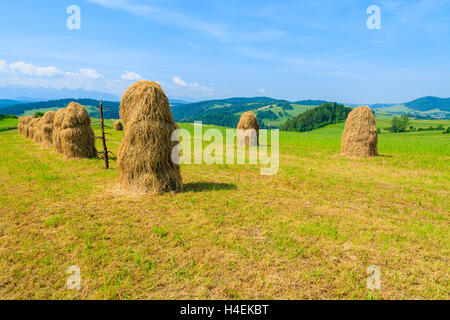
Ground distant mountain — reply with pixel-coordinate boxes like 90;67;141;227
0;85;120;102
0;99;28;108
404;96;450;112
1;99;120;119
371;96;450;112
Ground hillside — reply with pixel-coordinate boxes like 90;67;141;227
0;99;27;108
371;96;450;119
171;97;318;128
281;102;352;132
0;99;120;119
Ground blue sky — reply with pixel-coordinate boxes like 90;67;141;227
0;0;449;103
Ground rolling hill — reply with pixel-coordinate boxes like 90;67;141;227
171;97;321;128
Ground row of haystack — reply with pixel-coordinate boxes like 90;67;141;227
18;102;97;159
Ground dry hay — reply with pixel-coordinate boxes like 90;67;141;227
237;111;260;147
39;111;56;149
28;117;40;141
34;117;44;143
18;117;24;135
341;106;378;158
52;108;66;153
60;102;97;159
22;116;34;138
117;80;183;194
114;120;123;131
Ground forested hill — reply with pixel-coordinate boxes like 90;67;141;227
280;102;353;132
171;97;303;128
0;99;120;119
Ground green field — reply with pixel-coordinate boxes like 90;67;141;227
0;117;448;299
0;117;18;132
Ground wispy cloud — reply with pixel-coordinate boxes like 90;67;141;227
121;70;143;81
172;76;214;95
87;0;227;40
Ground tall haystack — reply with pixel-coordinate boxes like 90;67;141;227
28;117;39;141
18;117;24;135
237;111;259;147
114;120;123;131
341;106;378;158
117;80;183;194
22;116;34;138
40;111;56;149
60;102;97;159
52;108;66;153
34;117;44;143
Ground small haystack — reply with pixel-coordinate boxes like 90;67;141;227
341;106;378;158
28;117;39;141
237;111;260;147
117;80;183;194
52;108;66;153
18;117;24;135
22;116;34;138
34;117;44;143
40;111;56;149
114;120;123;131
60;102;97;159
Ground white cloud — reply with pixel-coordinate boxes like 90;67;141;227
257;88;266;94
171;75;214;96
172;76;187;86
80;68;102;79
8;61;64;77
121;70;143;81
0;60;8;72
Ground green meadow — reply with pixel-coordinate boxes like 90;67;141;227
0;116;448;299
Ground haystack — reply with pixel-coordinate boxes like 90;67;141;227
52;108;66;153
34;117;44;143
28;117;39;141
22;116;33;138
237;111;259;147
18;117;24;135
114;120;123;131
40;111;55;149
117;80;183;194
341;106;378;158
59;102;97;159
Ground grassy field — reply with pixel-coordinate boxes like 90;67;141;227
0;117;448;300
0;117;18;132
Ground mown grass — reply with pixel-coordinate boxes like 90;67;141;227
0;117;448;300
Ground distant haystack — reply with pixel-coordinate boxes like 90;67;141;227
40;111;56;149
237;111;260;147
28;117;39;141
18;117;24;135
35;117;44;143
341;106;378;158
118;80;183;194
60;102;97;159
52;108;66;153
22;116;34;138
114;120;123;131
